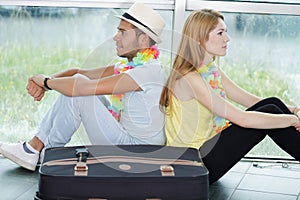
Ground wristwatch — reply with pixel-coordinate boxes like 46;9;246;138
44;77;52;90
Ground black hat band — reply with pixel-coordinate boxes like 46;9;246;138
122;12;157;36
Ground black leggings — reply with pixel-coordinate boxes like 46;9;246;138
200;97;300;184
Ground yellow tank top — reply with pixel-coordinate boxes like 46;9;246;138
166;62;231;149
165;96;230;149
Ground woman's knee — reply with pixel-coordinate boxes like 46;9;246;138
261;97;290;114
264;97;283;104
257;104;283;114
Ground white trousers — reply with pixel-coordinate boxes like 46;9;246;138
35;94;143;149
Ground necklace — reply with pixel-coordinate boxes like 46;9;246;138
197;61;230;133
197;62;226;98
108;45;160;121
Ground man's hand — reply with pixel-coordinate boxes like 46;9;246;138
26;79;45;101
30;74;46;87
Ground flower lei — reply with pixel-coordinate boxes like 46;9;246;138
108;45;160;121
197;61;231;133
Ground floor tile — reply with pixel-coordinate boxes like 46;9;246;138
238;174;300;195
16;184;38;200
230;189;298;200
0;179;37;199
211;171;245;189
0;163;39;184
209;186;234;200
0;157;39;199
230;161;252;173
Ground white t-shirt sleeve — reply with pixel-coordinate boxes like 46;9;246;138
125;61;165;91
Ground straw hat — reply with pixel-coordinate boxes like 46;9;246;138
116;2;165;44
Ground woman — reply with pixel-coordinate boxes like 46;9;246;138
160;9;300;184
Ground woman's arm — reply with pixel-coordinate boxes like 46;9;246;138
219;68;299;115
183;72;300;130
218;68;262;108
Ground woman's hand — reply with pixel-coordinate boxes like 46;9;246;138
291;112;300;132
296;110;300;118
294;124;300;132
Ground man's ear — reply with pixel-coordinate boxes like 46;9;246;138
138;34;151;48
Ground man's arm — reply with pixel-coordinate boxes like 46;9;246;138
50;65;114;80
27;65;115;101
30;73;142;97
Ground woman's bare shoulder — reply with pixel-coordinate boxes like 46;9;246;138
173;72;202;101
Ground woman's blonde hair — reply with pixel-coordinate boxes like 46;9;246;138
159;9;224;113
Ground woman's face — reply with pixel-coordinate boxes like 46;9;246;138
204;18;230;60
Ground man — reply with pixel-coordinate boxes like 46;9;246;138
0;2;166;171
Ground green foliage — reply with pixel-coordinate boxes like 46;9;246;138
223;60;292;105
0;44;87;141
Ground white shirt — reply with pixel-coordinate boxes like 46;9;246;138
120;59;166;144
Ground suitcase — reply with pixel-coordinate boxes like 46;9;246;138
35;145;209;200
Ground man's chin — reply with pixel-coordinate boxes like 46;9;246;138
116;51;126;57
117;53;133;60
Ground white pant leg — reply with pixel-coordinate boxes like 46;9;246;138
35;94;83;148
76;95;141;145
35;94;141;149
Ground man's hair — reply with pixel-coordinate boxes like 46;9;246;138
134;26;156;46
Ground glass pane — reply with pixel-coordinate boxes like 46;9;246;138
0;6;173;143
221;12;300;158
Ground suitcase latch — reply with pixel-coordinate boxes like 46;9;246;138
74;162;89;172
74;148;89;176
160;165;174;176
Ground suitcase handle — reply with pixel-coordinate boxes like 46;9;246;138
43;155;204;177
43;155;203;167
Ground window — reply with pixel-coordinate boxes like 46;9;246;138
1;0;299;158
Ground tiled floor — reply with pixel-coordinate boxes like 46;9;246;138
1;155;300;200
209;160;300;200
